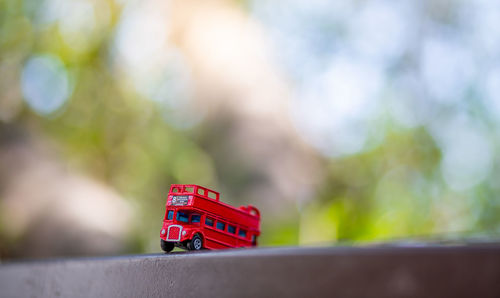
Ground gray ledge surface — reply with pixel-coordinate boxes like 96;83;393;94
1;244;500;297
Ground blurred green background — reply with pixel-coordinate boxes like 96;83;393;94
1;0;500;258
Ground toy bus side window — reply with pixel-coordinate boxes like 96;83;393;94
185;186;194;193
216;221;225;231
205;217;214;227
228;225;236;234
191;214;201;223
238;229;247;238
167;210;174;220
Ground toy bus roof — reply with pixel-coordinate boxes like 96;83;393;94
168;184;260;230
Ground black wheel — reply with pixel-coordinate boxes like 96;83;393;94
161;239;174;253
187;234;203;251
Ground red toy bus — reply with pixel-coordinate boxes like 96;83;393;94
160;184;261;252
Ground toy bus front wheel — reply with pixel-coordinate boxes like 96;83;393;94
161;239;174;253
187;234;203;251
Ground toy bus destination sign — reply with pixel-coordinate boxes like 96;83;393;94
171;195;189;206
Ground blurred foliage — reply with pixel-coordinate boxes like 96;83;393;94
1;0;500;257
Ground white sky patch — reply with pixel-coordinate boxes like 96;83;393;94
467;0;500;57
483;67;500;119
349;0;415;63
429;115;493;191
292;55;384;156
250;0;354;82
21;54;71;115
322;56;382;120
420;36;477;104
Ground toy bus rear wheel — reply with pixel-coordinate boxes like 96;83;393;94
161;239;175;253
187;234;203;251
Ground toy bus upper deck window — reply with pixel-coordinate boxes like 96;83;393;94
228;225;236;234
177;211;189;223
208;191;217;199
216;222;225;231
191;214;201;223
197;188;205;195
238;229;247;238
205;217;214;226
172;187;180;193
167;210;174;220
185;186;194;193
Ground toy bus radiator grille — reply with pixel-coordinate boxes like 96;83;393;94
167;225;182;241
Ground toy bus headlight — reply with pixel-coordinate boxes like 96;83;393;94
161;229;166;235
182;231;187;236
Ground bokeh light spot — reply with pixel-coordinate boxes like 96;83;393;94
349;0;414;63
21;54;71;115
420;36;476;103
430;115;493;190
293;54;383;157
483;67;500;118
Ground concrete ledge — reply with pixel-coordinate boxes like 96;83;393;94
1;244;500;297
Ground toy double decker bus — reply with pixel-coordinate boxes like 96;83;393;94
160;184;261;252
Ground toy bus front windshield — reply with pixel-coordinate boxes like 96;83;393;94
171;210;201;224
